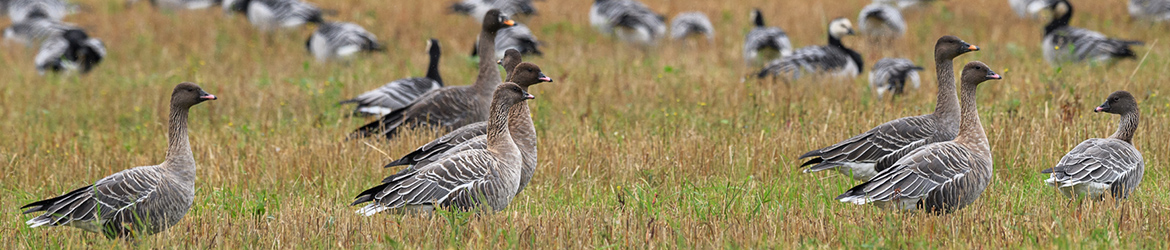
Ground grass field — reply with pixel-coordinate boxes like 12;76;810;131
2;0;1169;248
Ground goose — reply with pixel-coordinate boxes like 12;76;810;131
340;39;442;116
35;29;106;75
756;17;862;80
857;3;906;40
742;8;793;65
1042;91;1144;201
21;82;216;238
669;11;714;41
799;36;979;181
869;58;924;98
1042;0;1143;65
387;61;551;196
450;0;536;21
129;0;218;10
837;61;1001;213
5;0;70;22
305;21;384;62
589;0;666;45
873;0;939;9
472;22;541;59
3;16;76;46
1009;0;1052;19
352;83;533;215
224;0;324;31
1129;0;1170;21
349;9;514;139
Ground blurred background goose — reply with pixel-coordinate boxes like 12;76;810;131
341;39;443;116
1042;0;1142;65
589;0;666;45
742;8;791;65
756;18;861;80
869;58;923;98
306;21;384;62
669;11;713;41
3;16;76;46
1009;0;1052;19
5;0;71;22
35;29;105;75
858;3;906;41
450;0;536;21
224;0;324;31
1129;0;1170;21
472;22;541;58
1043;91;1144;201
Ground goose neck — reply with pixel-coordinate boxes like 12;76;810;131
164;105;195;171
426;48;442;83
955;82;987;147
1110;110;1140;143
1044;3;1072;35
474;30;502;91
487;98;519;156
933;59;960;118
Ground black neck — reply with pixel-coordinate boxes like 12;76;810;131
425;47;442;84
1044;2;1072;36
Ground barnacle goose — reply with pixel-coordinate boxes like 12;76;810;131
757;18;862;80
34;29;105;74
589;0;666;45
669;11;714;41
743;9;792;65
858;3;905;40
450;0;536;21
306;21;383;62
1042;0;1142;65
869;58;924;98
472;22;541;58
224;0;324;31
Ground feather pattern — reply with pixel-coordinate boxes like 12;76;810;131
869;58;924;97
1129;0;1170;21
1043;139;1144;200
5;0;71;22
756;43;861;79
669;12;714;41
589;0;666;45
450;0;537;21
743;9;792;64
226;0;324;31
34;30;106;75
341;39;442;116
858;3;906;39
3;17;75;45
306;22;382;62
1042;0;1142;64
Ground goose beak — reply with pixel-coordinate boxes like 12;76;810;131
537;72;552;82
497;59;503;66
201;94;218;100
847;28;855;35
524;93;535;100
967;44;980;51
1095;102;1109;112
986;73;1001;80
503;20;515;26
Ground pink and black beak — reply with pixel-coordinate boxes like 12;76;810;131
986;70;1001;80
1095;102;1108;112
538;72;553;82
199;90;218;100
523;91;535;100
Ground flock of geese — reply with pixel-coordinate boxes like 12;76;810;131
7;0;1156;240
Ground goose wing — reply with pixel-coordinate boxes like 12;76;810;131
22;167;163;230
800;115;935;173
353;150;498;215
341;77;442;116
384;122;487;169
1042;138;1143;187
836;142;974;204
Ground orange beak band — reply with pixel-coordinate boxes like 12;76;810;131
968;44;980;51
503;20;515;26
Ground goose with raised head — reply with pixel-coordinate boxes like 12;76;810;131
35;29;106;75
21;82;216;238
352;83;533;215
224;0;324;31
869;58;924;98
450;0;536;21
669;11;714;41
350;9;514;139
5;0;71;22
799;36;979;180
306;21;384;62
858;3;906;40
341;39;443;116
742;8;792;65
472;23;541;58
1129;0;1170;21
1043;91;1144;201
837;61;1001;213
1042;0;1142;65
757;17;861;80
590;0;666;45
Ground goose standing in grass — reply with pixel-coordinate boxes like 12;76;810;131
1043;91;1144;201
35;29;106;75
1129;0;1170;21
799;36;979;180
306;21;384;62
3;15;76;46
450;0;536;21
1042;0;1143;65
837;61;1001;213
21;82;216;239
669;11;713;41
742;8;792;65
352;83;533;215
472;22;541;58
129;0;218;10
589;0;666;45
349;9;514;139
4;0;70;22
869;58;924;98
341;39;443;116
857;3;906;41
756;18;861;80
1009;0;1052;19
224;0;324;31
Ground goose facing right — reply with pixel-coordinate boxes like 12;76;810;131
21;82;216;238
756;17;861;80
837;61;1001;213
1042;0;1143;65
306;21;384;62
742;8;793;65
35;29;106;75
224;0;324;31
341;39;443;116
1042;91;1144;201
1129;0;1170;21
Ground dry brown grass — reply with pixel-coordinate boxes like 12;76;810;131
1;0;1169;248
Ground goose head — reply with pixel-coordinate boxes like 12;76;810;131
960;61;1002;86
498;49;523;70
510;62;553;88
483;9;516;32
828;18;855;39
495;82;536;105
934;35;980;61
750;9;765;27
171;82;217;108
1095;91;1137;114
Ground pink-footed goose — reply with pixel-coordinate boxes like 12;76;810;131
21;82;216;238
352;83;534;214
1043;91;1144;201
349;9;515;139
799;36;979;181
837;61;1001;213
340;38;443;116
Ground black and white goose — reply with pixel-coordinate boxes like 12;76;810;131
129;0;219;10
306;21;383;62
858;3;906;40
472;22;541;58
5;0;71;22
1042;0;1143;65
1043;91;1144;201
3;14;76;46
35;29;106;75
743;9;792;65
450;0;537;21
873;0;940;9
757;17;861;80
224;0;324;31
1009;0;1052;19
669;11;714;41
1130;0;1170;21
589;0;666;45
869;58;923;98
341;39;443;116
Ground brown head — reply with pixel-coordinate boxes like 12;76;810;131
960;61;1002;86
171;82;217;108
498;49;523;81
1095;91;1138;114
935;36;980;61
482;9;516;32
509;62;553;88
494;82;536;106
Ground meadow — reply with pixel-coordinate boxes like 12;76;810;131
2;0;1169;248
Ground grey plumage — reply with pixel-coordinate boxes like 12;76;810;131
858;3;906;39
669;11;713;41
306;22;383;62
3;17;75;45
1129;0;1170;21
21;82;216;238
341;40;443;116
1043;91;1144;201
224;0;324;31
873;0;939;9
1042;0;1142;65
743;9;792;65
589;0;666;45
473;23;542;58
757;18;861;80
136;0;219;10
1009;0;1053;18
450;0;536;21
35;29;106;75
4;0;71;22
869;58;924;98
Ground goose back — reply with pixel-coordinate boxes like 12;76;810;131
3;18;75;46
306;22;383;62
6;0;70;22
869;58;924;97
35;29;106;75
858;3;906;39
1042;0;1143;64
757;18;860;79
1042;91;1144;200
1129;0;1170;21
473;23;542;58
341;39;442;116
669;12;714;41
743;9;793;64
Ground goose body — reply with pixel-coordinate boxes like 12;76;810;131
743;9;792;65
3;17;75;45
1009;0;1051;19
669;11;714;41
757;18;861;80
225;0;324;31
1043;91;1144;200
5;0;70;22
147;0;219;10
342;39;443;116
873;0;939;9
35;29;106;75
799;36;978;180
450;0;536;21
590;0;666;45
869;58;924;98
858;3;906;40
473;23;541;58
837;62;1001;213
306;22;383;62
1042;0;1142;65
21;83;216;238
1129;0;1170;21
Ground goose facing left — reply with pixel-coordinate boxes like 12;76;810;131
21;82;217;239
590;0;667;45
1042;91;1144;201
306;21;384;62
669;11;714;41
224;0;324;31
450;0;537;21
858;3;906;40
35;29;106;75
